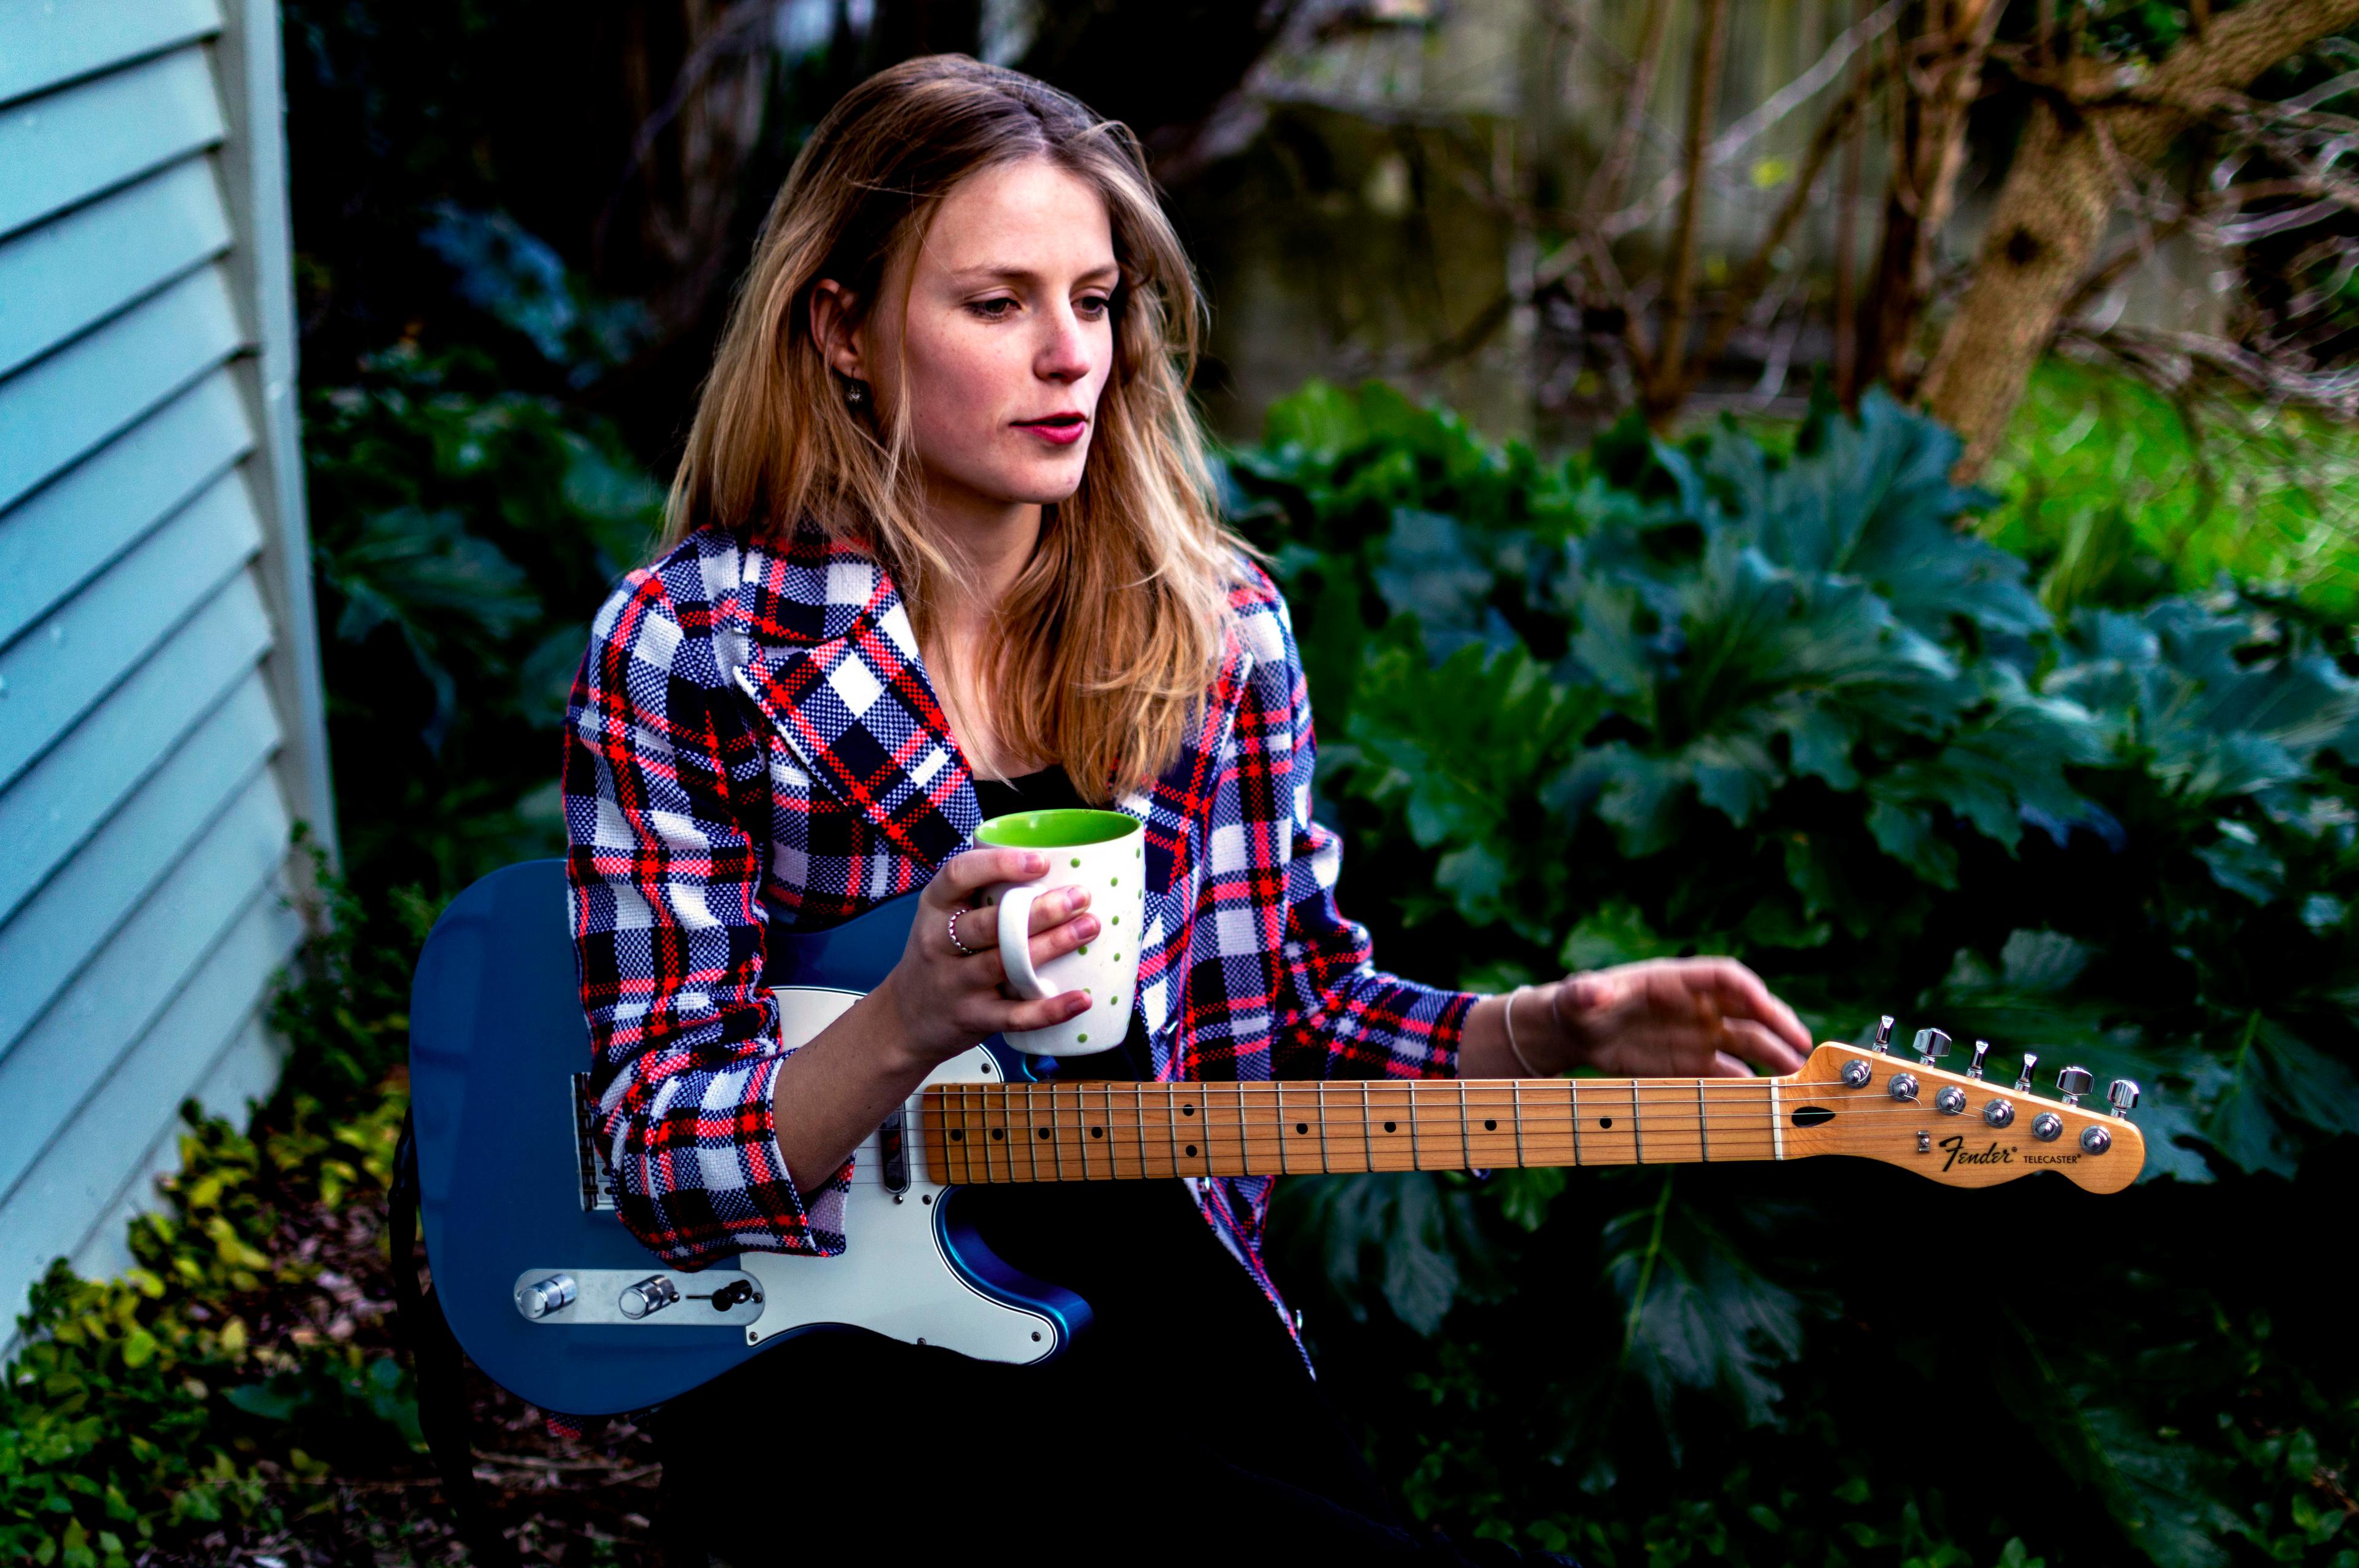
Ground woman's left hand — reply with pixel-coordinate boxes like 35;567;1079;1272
1477;959;1813;1079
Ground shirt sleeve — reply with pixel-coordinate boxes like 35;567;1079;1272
1261;588;1478;1082
562;569;850;1268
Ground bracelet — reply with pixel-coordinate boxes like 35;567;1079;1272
1502;985;1546;1077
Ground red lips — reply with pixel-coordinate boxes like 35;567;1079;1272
1015;412;1088;447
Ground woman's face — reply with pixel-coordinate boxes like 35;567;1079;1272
826;158;1119;526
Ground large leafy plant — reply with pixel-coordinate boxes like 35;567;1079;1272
1234;382;2359;1568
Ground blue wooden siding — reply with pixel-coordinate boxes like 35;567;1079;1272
0;0;334;1335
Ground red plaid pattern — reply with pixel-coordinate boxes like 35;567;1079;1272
563;522;1477;1320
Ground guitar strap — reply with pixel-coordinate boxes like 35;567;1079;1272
389;1112;522;1568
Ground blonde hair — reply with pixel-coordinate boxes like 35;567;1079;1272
664;54;1245;802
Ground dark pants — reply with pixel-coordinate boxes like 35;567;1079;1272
649;1180;1571;1567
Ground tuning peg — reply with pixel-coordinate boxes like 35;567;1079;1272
1966;1040;1991;1080
1912;1028;1950;1066
2013;1051;2040;1093
2107;1078;2140;1120
1871;1015;1894;1055
2055;1066;2094;1107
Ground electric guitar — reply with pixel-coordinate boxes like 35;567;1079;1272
407;860;2146;1418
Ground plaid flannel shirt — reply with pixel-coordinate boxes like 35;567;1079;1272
562;521;1476;1330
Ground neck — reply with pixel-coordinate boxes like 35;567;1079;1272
919;1075;1800;1183
923;486;1041;639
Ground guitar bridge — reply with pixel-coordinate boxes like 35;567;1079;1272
572;1073;618;1212
877;1107;909;1196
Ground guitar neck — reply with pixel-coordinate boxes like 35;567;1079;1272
917;1077;1791;1183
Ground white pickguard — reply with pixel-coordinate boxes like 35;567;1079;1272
736;988;1060;1365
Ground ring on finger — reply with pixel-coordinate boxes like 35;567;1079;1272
948;907;982;958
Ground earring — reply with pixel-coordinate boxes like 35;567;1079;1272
843;377;869;408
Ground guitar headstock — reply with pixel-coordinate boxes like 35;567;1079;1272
1790;1018;2145;1193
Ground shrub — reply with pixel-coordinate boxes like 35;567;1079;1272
1232;381;2359;1567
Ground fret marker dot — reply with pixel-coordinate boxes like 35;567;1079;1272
1092;1127;1104;1138
1183;1104;1195;1117
1038;1128;1050;1139
1185;1145;1197;1158
1484;1119;1497;1131
1383;1121;1396;1133
1600;1117;1613;1128
1295;1122;1309;1134
992;1128;1004;1140
951;1129;964;1142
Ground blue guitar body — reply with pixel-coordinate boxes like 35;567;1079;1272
407;860;1089;1417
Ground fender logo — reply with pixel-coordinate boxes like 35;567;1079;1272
1939;1136;2011;1171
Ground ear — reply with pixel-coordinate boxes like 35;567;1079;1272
809;279;866;382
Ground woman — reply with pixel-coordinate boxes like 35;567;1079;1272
564;54;1811;1566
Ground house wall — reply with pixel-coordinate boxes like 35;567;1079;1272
0;0;333;1333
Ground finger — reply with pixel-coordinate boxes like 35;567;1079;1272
1694;959;1812;1056
1718;1016;1805;1076
1708;1049;1751;1078
952;886;1092;953
1027;910;1099;972
996;989;1093;1034
926;847;1050;905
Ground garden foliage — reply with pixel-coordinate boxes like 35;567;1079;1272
9;364;2357;1565
1232;382;2359;1566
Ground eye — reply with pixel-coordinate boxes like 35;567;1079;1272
966;297;1019;321
1076;292;1114;320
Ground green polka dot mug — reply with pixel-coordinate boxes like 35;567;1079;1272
973;807;1145;1056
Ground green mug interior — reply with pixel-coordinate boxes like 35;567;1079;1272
976;807;1139;849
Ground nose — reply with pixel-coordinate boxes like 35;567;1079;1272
1035;300;1095;386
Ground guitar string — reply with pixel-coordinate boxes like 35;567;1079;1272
821;1082;2088;1184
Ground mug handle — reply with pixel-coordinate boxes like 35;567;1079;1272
994;884;1049;1000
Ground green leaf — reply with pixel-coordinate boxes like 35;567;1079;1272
1605;1182;1810;1432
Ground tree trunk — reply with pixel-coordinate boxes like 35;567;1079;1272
1921;0;2359;479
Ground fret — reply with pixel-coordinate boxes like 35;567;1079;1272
919;1073;1809;1184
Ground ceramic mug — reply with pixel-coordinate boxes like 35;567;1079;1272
973;807;1145;1056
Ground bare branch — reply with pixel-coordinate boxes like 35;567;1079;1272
1610;0;1903;238
1584;0;1675;217
1646;0;1732;418
1693;63;1879;378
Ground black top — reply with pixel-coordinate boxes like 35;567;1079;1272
657;766;1532;1563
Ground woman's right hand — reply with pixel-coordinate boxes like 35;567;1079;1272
876;848;1097;1069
